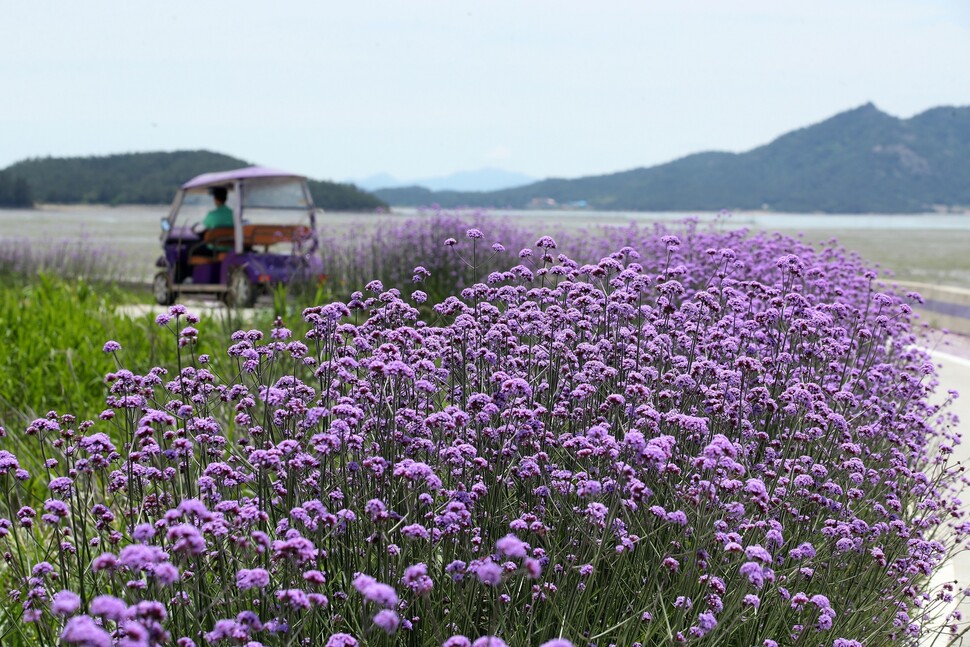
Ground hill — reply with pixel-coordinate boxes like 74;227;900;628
0;171;33;207
375;104;970;213
3;150;386;211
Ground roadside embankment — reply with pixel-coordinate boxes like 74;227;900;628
898;281;970;337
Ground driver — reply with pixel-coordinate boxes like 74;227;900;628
203;186;234;230
193;186;234;255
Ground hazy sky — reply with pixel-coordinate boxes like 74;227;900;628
2;1;969;183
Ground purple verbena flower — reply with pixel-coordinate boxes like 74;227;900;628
372;609;400;634
475;560;503;586
236;568;271;591
51;590;81;616
472;637;509;647
89;595;128;622
61;615;111;647
495;533;529;559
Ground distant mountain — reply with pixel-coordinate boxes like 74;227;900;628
3;150;386;211
356;168;536;192
417;168;536;192
375;104;970;213
355;173;401;192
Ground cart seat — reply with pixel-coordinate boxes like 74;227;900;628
202;225;313;251
188;252;228;266
243;224;312;246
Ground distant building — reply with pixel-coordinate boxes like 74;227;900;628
528;197;559;209
525;197;590;210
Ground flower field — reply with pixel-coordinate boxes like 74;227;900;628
0;214;968;646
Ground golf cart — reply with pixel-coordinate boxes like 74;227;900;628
154;167;323;306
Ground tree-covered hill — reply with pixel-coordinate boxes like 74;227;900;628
305;179;387;212
2;150;386;211
376;104;970;213
0;171;33;207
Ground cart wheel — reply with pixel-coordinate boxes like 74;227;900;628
226;268;257;308
153;272;174;306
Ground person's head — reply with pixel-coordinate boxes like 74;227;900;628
210;186;228;205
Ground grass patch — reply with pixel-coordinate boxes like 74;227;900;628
0;275;285;428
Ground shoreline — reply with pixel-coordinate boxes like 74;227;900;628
19;202;970;217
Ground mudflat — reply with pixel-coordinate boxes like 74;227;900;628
3;205;970;288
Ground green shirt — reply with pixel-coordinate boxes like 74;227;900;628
202;204;234;251
203;204;234;230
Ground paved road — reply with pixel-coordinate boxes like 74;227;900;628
924;348;970;645
117;301;238;320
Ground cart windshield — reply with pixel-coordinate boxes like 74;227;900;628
242;178;310;210
242;178;313;233
176;188;236;227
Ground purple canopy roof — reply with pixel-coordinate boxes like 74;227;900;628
181;166;305;190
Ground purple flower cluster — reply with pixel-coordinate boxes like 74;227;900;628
1;221;967;645
0;233;130;281
317;208;540;304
